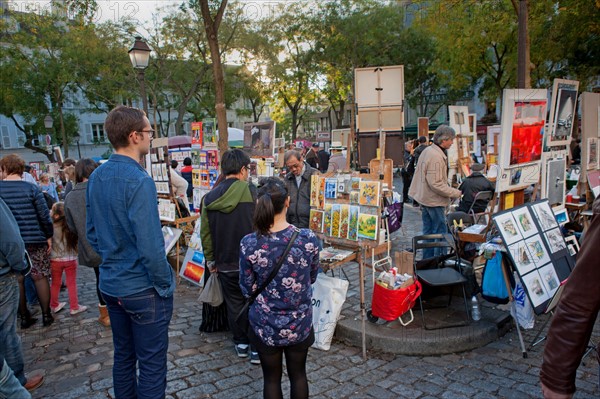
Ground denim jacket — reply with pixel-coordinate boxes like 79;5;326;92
86;154;175;298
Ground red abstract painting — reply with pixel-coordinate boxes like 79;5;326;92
510;100;547;166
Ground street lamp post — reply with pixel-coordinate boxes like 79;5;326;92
43;114;54;160
128;36;151;115
74;133;81;159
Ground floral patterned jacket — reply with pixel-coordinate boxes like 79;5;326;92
239;225;320;347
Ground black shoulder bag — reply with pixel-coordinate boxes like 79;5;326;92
235;228;300;332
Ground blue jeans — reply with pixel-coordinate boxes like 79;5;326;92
103;288;173;399
0;274;25;386
421;205;448;259
0;359;30;399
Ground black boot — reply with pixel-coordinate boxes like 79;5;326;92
42;311;54;327
20;310;38;329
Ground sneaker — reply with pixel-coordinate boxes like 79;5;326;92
235;344;249;358
70;305;88;315
24;374;44;391
250;351;260;365
51;302;66;313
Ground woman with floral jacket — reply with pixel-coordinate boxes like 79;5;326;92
239;177;320;399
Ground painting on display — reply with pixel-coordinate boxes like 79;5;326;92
448;106;470;135
243;121;276;157
512;207;536;238
544;228;567;254
191;122;203;146
309;209;324;233
524;235;551;267
310;175;319;207
325;178;337;199
347;206;359;241
538;263;560;298
547;79;579;147
494;212;523;246
331;205;341;237
521;270;550;308
202;119;217;147
322;204;332;236
339;205;350;238
509;100;547;165
357;213;378;240
531;201;559;231
358;181;380;207
508;240;536;275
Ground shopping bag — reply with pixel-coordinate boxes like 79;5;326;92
311;273;349;351
385;201;403;233
371;280;422;323
510;272;535;329
481;252;509;304
197;272;223;307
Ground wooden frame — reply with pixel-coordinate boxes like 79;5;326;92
547;79;579;147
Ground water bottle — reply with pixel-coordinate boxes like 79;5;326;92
471;296;481;321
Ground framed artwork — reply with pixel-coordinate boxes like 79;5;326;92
322;204;332;236
486;125;502;155
350;177;361;191
325;178;337;199
349;191;359;204
508;240;536;275
521;270;550;308
309;209;324;232
498;89;547;174
331;205;341;237
358;181;380;207
243;121;276;157
564;235;580;256
538;263;560;297
547;79;579;147
310;175;319;207
162;226;182;253
448;105;470;135
545;157;566;206
525;234;551;267
531;201;559;231
357;213;378;240
494;212;523;245
179;249;206;287
552;206;569;226
544;228;567;254
512;207;536;238
587;137;598;170
347;206;359;241
318;177;325;208
339;205;350;238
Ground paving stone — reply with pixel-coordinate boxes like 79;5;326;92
174;383;218;398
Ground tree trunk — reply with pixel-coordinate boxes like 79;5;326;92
199;0;229;157
59;105;68;158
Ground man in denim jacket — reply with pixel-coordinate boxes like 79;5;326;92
86;106;175;399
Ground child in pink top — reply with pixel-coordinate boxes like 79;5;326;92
49;202;87;315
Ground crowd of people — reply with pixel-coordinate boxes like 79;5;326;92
1;106;595;399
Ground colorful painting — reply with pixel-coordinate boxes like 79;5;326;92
357;213;378;240
318;176;325;208
331;205;341;237
323;204;332;236
339;205;349;238
309;209;324;233
179;250;206;287
351;177;361;191
348;206;359;240
358;181;380;207
525;235;551;266
243;121;276;157
325;178;337;199
310;175;320;207
538;263;560;297
509;100;547;166
508;240;536;275
349;191;359;204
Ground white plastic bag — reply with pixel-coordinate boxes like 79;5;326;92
510;272;535;329
198;272;223;307
311;273;349;351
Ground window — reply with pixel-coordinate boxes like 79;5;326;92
1;126;11;149
92;124;106;142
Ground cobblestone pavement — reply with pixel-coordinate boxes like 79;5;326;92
20;179;599;399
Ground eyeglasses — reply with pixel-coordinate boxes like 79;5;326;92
286;160;303;171
136;129;155;138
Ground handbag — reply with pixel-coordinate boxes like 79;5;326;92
198;272;223;306
311;273;349;350
235;228;300;333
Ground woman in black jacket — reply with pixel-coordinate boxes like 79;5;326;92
0;154;54;328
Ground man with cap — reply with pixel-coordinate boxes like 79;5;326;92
305;142;320;170
456;163;495;214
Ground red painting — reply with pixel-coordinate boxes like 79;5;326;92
510;100;547;166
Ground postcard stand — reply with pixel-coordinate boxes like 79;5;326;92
152;138;200;281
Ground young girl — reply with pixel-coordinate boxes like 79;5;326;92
49;202;87;315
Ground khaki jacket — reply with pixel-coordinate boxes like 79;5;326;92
408;144;461;207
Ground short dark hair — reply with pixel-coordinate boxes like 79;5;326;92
254;177;288;236
75;158;98;183
418;136;427;144
171;160;178;169
62;158;76;167
0;154;25;176
183;157;192;166
221;149;250;176
104;106;147;150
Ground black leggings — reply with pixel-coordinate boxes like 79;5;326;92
259;345;309;399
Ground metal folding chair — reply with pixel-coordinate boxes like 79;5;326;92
413;234;471;330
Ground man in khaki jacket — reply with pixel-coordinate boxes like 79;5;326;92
409;125;461;258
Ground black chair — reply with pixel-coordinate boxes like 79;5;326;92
413;234;471;330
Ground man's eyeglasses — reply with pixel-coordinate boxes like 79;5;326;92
136;129;155;138
286;160;303;171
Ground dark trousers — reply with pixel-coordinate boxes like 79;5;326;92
218;271;249;345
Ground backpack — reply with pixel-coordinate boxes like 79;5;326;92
43;191;56;210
